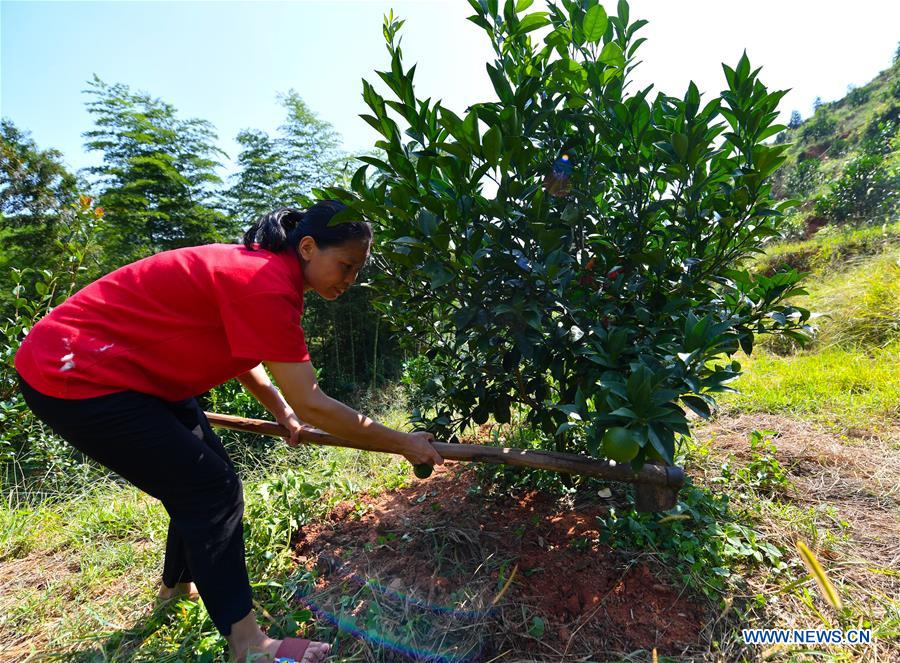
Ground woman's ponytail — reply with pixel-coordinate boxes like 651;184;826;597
242;208;305;252
243;200;372;252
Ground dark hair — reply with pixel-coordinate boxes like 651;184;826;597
242;200;372;252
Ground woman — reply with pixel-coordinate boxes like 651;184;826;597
15;200;444;662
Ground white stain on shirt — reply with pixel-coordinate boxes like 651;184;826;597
60;353;75;372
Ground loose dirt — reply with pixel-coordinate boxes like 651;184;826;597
295;463;707;661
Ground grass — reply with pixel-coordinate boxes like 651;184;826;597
3;411;898;660
0;482;167;657
2;230;898;661
718;341;900;436
801;250;900;350
1;479;166;561
702;235;899;656
752;220;900;276
682;419;900;661
722;242;900;437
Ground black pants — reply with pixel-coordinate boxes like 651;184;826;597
18;375;253;636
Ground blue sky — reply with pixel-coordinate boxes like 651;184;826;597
2;0;898;180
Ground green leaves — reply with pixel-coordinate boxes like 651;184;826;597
583;5;608;43
515;12;550;35
424;259;455;290
681;395;711;419
462;110;481;148
353;2;809;464
83;76;229;264
417;210;439;236
598;41;624;67
486;63;513;104
482;124;503;165
493;394;512;424
528;616;546;638
0;120;81;277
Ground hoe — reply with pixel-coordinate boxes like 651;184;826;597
206;412;684;513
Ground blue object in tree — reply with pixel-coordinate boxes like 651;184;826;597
543;154;573;197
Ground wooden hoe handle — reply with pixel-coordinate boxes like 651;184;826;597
204;411;684;489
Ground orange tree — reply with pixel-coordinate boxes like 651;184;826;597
319;0;812;468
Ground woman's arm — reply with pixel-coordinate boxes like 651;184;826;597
264;360;443;466
235;363;295;425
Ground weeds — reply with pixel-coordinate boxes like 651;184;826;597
714;429;793;496
804;251;900;350
599;480;788;597
2;227;898;660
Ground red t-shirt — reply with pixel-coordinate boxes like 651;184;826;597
15;243;311;400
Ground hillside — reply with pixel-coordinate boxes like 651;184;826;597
769;56;898;241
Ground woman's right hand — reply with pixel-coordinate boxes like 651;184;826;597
399;430;444;466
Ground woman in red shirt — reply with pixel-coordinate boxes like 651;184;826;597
15;200;443;663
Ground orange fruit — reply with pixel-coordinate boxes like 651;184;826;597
602;427;639;463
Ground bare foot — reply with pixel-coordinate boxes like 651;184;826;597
269;638;331;663
157;581;199;602
236;637;330;662
229;610;330;662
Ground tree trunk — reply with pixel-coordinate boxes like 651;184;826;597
332;307;341;378
349;298;356;380
371;316;380;392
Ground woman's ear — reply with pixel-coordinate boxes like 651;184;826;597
297;236;317;261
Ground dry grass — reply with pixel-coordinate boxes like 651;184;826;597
0;539;160;661
690;413;900;662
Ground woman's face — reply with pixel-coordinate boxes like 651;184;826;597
297;236;371;300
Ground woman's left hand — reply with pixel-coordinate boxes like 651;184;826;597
277;411;305;447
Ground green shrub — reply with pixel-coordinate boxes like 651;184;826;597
862;107;898;156
829;136;850;157
773;212;809;243
784;158;822;199
399;354;440;415
816;153;897;223
846;85;870;107
327;0;813;470
802;112;837;141
1;197;106;498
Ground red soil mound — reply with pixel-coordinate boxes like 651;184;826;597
295;464;706;659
